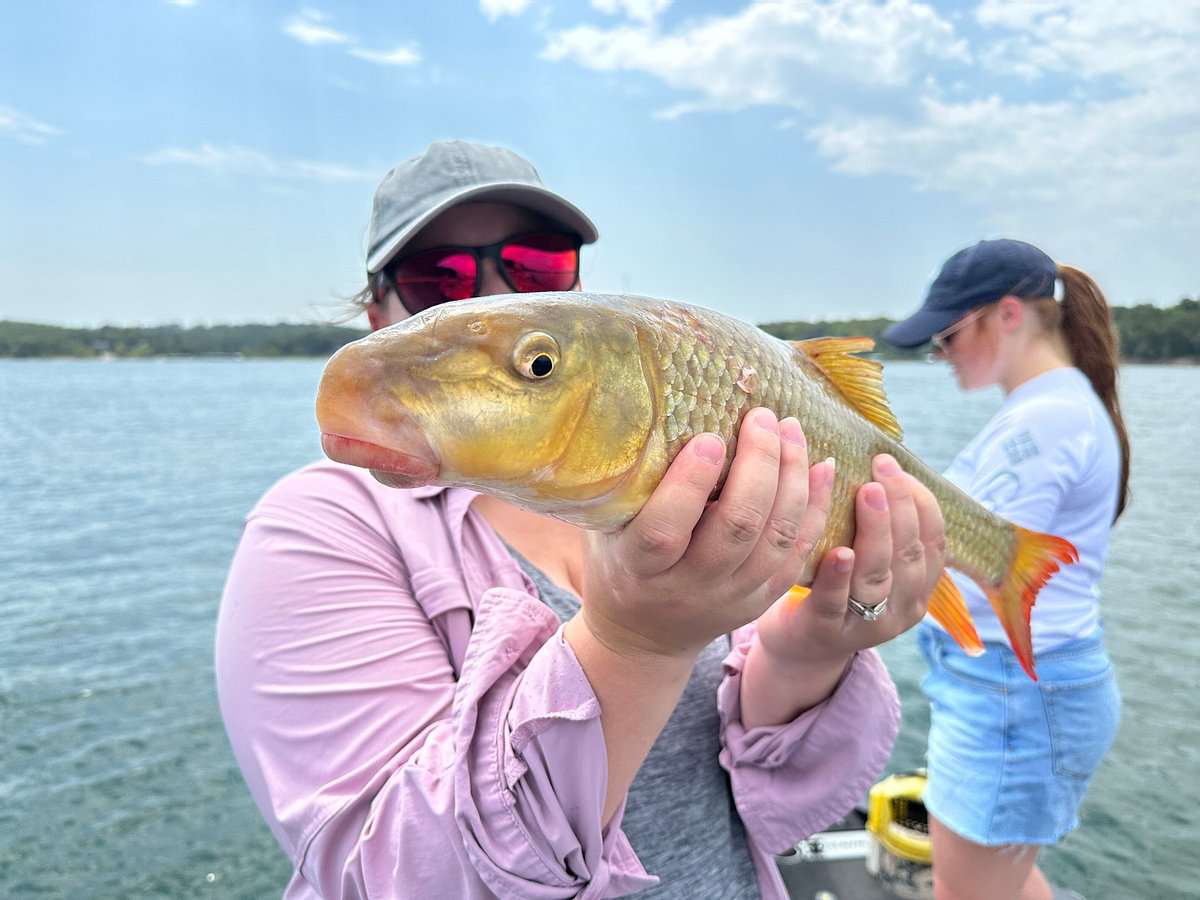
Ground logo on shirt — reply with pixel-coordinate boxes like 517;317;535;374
1003;430;1040;466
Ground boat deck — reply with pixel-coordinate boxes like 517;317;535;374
776;807;901;900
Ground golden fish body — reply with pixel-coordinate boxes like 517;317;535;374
317;292;1075;678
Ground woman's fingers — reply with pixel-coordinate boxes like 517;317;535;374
868;455;937;626
600;425;948;660
906;473;946;625
688;408;785;572
807;454;938;633
910;473;946;586
614;408;827;611
617;431;726;578
724;414;831;590
846;479;894;610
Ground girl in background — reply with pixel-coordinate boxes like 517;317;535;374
884;239;1128;900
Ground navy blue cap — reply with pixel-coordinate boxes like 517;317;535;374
882;239;1058;348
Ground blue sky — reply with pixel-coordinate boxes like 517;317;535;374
2;0;1197;328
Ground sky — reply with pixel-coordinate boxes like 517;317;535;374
1;0;1197;329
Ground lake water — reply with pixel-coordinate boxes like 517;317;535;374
1;358;1197;899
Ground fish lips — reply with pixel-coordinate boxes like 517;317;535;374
320;433;441;487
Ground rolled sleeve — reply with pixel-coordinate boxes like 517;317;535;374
717;641;900;853
450;590;654;899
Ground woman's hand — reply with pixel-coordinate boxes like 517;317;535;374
740;454;946;727
575;407;834;663
566;407;833;821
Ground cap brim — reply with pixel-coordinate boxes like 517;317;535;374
367;182;599;274
881;308;962;348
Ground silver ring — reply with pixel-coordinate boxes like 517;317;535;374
848;595;888;621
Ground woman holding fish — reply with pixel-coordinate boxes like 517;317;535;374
883;239;1128;900
215;141;946;899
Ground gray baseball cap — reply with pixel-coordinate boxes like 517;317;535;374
366;140;599;274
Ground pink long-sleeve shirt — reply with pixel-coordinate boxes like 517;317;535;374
215;461;900;899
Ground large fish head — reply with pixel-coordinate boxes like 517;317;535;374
316;292;658;518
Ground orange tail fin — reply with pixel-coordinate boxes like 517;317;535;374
984;525;1079;681
927;571;984;657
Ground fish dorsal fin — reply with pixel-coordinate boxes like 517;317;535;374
792;337;903;440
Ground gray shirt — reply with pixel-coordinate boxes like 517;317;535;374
507;546;759;898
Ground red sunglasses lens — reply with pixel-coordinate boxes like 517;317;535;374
389;233;581;313
500;233;580;293
392;249;478;313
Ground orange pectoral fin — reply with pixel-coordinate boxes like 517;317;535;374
985;525;1080;682
785;585;811;606
927;571;984;657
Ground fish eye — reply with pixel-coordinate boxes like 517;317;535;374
513;332;560;381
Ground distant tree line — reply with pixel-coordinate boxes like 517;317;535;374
1109;298;1200;361
759;297;1200;363
0;321;368;359
1;297;1197;361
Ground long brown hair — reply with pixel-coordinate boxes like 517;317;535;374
1026;265;1131;519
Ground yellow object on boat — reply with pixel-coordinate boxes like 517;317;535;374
867;771;932;865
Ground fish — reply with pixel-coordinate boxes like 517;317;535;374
316;292;1077;680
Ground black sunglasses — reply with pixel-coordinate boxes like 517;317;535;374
377;231;582;314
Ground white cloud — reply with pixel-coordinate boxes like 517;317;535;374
349;44;421;66
543;0;968;114
542;0;1200;235
283;9;421;67
480;0;534;21
592;0;671;24
0;105;60;144
284;10;352;46
806;0;1200;227
973;0;1200;87
810;89;1200;229
166;0;198;7
141;143;375;182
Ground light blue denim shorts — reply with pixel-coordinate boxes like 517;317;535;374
918;622;1120;846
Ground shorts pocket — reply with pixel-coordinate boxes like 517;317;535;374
928;637;1005;694
1043;665;1120;779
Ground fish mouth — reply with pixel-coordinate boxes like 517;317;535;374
320;433;440;487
